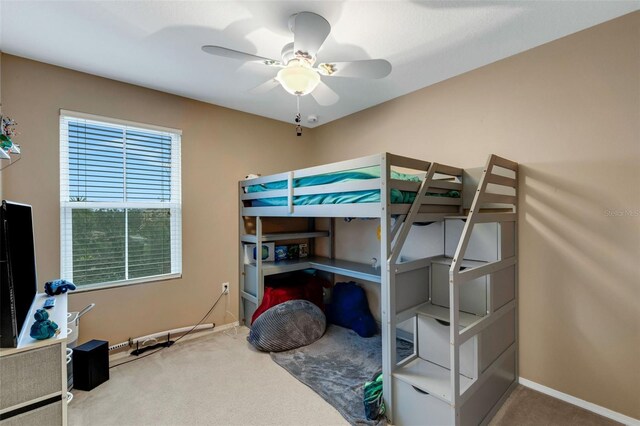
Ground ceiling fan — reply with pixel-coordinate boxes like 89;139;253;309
202;11;392;107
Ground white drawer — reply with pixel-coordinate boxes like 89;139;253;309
431;263;487;316
417;316;477;379
392;377;451;426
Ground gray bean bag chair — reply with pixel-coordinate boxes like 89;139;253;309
248;300;326;352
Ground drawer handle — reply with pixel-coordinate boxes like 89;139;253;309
435;319;450;326
412;386;429;395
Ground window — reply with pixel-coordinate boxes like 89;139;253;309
60;111;181;290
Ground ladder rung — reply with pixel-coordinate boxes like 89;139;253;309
490;155;518;171
482;193;516;205
487;174;517;188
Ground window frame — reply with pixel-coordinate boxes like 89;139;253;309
59;110;182;292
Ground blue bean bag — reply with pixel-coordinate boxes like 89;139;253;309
327;281;377;337
248;300;326;352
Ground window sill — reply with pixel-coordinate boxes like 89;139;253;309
68;273;182;293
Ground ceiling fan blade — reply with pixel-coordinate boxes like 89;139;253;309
310;80;339;106
249;78;280;95
201;46;281;66
317;59;392;79
292;12;331;60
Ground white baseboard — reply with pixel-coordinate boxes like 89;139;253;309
108;321;240;364
519;377;639;426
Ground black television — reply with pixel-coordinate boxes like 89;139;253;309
1;200;38;348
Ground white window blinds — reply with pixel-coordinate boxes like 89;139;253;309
60;111;182;289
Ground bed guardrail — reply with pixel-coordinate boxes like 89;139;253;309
239;153;464;218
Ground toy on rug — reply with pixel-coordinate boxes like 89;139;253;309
363;370;386;420
29;309;60;340
44;279;76;296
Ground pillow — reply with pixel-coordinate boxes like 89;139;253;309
326;281;377;337
248;300;326;352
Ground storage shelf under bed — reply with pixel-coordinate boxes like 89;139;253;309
244;255;382;283
240;231;330;243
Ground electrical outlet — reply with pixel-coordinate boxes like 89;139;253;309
222;282;229;294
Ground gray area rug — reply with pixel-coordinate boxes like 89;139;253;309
270;325;414;426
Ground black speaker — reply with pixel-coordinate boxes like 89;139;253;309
72;339;109;391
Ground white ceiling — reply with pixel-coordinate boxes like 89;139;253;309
1;1;638;127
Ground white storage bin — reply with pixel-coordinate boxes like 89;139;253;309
392;377;451;426
417;315;477;379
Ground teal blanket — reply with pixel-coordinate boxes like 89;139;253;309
247;166;458;206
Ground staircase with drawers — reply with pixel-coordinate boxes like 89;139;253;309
390;155;519;425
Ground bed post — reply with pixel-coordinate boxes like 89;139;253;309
380;153;395;423
239;181;245;325
256;216;263;306
287;171;294;214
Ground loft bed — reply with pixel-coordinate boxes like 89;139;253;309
238;152;519;426
238;152;464;315
240;153;464;219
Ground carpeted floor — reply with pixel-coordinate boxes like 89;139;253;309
68;327;621;426
69;327;346;426
490;386;621;426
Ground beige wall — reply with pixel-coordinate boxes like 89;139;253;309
1;10;638;420
0;54;317;348
313;12;640;419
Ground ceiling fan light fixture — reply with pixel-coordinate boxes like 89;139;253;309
276;60;320;96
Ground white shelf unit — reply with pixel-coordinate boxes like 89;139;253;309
241;231;330;243
0;293;69;426
238;153;518;425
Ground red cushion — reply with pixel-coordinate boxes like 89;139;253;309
251;275;328;324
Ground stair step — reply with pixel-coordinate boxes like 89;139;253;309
415;302;482;328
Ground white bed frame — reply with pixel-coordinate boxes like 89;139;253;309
238;152;519;425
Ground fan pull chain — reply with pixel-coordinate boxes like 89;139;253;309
295;96;302;136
